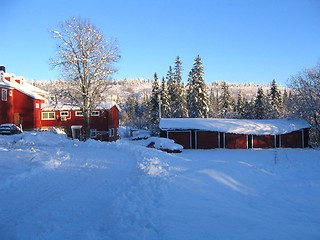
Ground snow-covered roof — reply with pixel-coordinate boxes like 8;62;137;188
11;81;46;100
41;101;119;111
159;118;310;135
0;72;46;100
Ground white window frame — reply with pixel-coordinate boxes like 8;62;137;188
109;128;115;137
90;129;97;138
91;111;100;117
42;112;56;120
35;103;40;109
75;111;83;116
60;111;69;117
2;89;7;101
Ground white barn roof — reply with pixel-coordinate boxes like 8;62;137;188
159;118;310;136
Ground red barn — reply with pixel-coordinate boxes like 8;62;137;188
159;118;310;149
0;66;120;141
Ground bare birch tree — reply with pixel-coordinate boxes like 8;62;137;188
288;63;320;145
50;17;120;139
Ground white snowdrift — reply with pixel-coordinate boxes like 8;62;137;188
131;136;183;152
0;131;319;239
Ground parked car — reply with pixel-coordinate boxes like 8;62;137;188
0;124;23;135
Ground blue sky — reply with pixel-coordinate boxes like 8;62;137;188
1;0;320;86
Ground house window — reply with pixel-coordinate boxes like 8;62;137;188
2;89;7;101
42;112;55;120
9;90;13;97
90;129;97;138
91;111;100;117
109;128;115;137
60;111;69;117
75;111;83;116
35;103;40;109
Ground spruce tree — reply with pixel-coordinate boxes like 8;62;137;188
243;98;255;119
254;88;268;119
218;81;234;118
160;76;171;118
166;66;176;117
208;88;218;118
268;79;283;118
149;73;160;135
167;57;188;118
174;56;188;118
235;91;246;118
167;66;175;104
187;55;209;118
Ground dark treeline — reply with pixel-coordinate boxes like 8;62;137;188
120;57;320;145
122;56;289;132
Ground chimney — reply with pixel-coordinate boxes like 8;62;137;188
0;65;5;72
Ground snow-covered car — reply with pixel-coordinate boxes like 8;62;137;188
0;123;23;135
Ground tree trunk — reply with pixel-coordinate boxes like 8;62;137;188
83;110;91;140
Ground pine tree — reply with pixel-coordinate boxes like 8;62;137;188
160;77;171;118
254;88;268;119
187;55;209;118
235;91;246;118
208;88;218;118
268;79;283;118
243;98;255;119
174;56;188;118
166;66;176;117
167;57;188;118
149;73;160;135
218;81;234;118
167;66;175;101
179;82;189;118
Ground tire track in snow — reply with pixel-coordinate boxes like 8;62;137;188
104;143;177;240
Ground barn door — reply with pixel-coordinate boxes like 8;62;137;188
168;131;192;149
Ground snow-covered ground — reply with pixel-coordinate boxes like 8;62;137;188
0;131;319;239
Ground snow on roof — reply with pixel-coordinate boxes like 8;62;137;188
159;118;310;135
42;101;119;111
12;82;46;100
98;102;121;111
0;72;46;100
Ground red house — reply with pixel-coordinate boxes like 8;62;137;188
160;118;310;149
40;103;120;141
0;66;120;141
0;66;46;129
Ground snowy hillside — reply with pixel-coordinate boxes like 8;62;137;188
34;78;285;103
1;132;319;239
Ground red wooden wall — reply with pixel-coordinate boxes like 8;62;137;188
196;131;219;149
0;87;14;124
225;133;247;149
168;131;191;149
253;135;275;148
281;131;302;148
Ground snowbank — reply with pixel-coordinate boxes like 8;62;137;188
130;136;183;153
0;131;319;239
